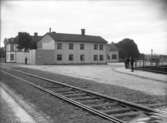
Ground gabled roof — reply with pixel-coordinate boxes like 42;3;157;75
44;32;107;43
107;42;119;51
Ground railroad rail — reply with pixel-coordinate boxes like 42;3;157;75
0;67;165;123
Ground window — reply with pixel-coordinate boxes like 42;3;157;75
57;54;62;61
57;43;62;50
80;55;85;61
69;54;73;61
94;44;98;50
10;54;14;60
69;43;74;50
100;55;103;61
93;55;98;61
10;44;14;51
112;54;117;59
80;44;84;50
99;44;103;50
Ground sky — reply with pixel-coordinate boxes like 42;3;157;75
1;0;167;55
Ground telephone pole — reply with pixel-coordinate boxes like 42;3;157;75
151;49;153;65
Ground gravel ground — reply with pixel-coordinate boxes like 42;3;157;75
0;70;111;123
15;66;167;105
1;83;51;123
16;64;167;96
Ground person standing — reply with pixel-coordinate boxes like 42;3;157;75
124;58;127;69
124;58;130;69
127;58;130;68
25;57;28;64
130;57;134;72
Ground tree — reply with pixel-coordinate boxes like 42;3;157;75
116;38;140;59
0;47;5;58
15;32;33;51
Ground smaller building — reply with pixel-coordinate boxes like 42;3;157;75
5;38;19;63
4;32;41;64
106;42;119;62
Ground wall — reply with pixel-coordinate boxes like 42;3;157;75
107;51;119;62
5;43;25;63
6;52;15;62
38;35;55;50
29;50;36;64
15;52;29;64
6;44;16;63
14;50;36;64
6;43;17;52
5;45;36;64
35;49;55;65
37;34;107;64
54;42;107;64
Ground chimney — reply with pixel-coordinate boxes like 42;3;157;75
34;32;38;37
49;27;52;33
81;29;85;36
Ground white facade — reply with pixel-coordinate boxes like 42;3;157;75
54;42;107;64
29;50;36;64
5;43;36;64
41;35;55;50
15;52;29;64
5;43;17;63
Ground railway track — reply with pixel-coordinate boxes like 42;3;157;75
1;67;166;123
135;65;167;74
112;68;167;84
135;67;167;74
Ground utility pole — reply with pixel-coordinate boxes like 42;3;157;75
151;49;153;66
0;39;1;62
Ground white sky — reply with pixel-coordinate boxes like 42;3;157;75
1;0;167;54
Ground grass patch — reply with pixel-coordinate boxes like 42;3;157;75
0;70;111;123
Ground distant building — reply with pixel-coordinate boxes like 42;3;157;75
106;42;119;62
4;32;41;63
36;29;108;64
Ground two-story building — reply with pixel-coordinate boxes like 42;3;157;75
36;29;108;64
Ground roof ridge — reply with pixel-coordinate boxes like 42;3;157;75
49;32;100;37
46;32;107;43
